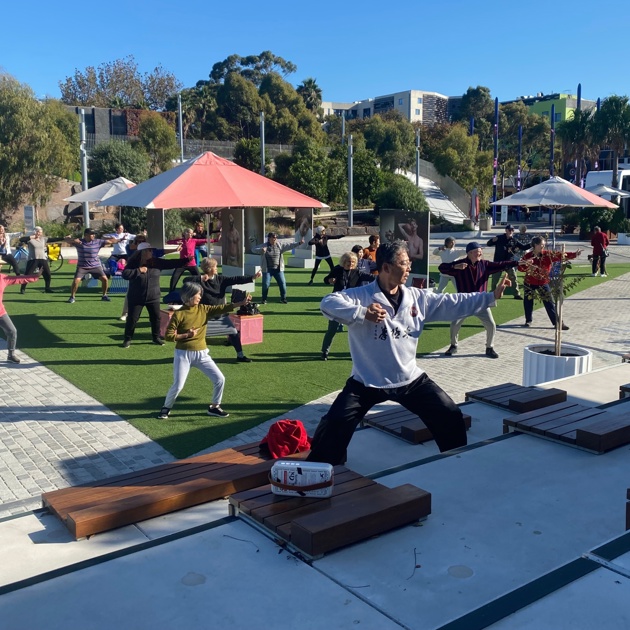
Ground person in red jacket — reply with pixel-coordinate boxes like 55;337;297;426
518;236;582;329
590;226;609;277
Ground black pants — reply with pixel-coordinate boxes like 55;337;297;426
307;373;467;465
22;259;51;290
124;300;161;342
169;265;201;292
524;282;557;325
592;254;607;275
1;253;19;275
310;257;334;281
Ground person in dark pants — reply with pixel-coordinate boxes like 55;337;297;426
320;251;374;360
487;224;524;299
19;227;61;294
590;226;609;277
518;236;582;329
307;240;510;466
120;244;192;348
308;226;344;285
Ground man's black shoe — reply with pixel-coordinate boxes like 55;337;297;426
444;345;458;356
237;355;252;363
486;347;499;359
514;294;523;300
561;323;570;331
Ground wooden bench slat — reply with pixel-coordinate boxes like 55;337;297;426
260;477;376;531
503;402;585;427
44;451;268;518
465;383;525;399
527;409;608;435
575;417;630;452
507;388;567;413
66;459;278;539
232;469;363;517
290;484;431;556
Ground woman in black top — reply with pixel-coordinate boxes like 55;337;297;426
320;251;374;360
308;226;344;285
185;257;261;362
120;245;191;348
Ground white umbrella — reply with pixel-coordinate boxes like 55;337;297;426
491;176;617;246
64;177;136;203
585;183;630;198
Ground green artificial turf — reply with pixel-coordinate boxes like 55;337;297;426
4;258;627;458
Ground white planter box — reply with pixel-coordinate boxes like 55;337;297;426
522;343;592;387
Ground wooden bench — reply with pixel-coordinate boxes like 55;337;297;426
365;407;471;444
42;442;298;539
229;466;431;559
466;383;566;412
503;401;630;453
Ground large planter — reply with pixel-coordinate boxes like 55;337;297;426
618;233;630;245
522;343;593;387
478;217;492;231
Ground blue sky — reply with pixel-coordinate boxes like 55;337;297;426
2;0;627;105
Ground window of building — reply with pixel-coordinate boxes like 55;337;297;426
415;109;421;116
363;108;371;118
555;113;562;122
398;98;403;105
542;111;549;117
417;97;423;104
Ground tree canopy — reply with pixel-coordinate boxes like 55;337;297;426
0;76;79;221
59;56;181;111
208;51;297;86
88;141;150;187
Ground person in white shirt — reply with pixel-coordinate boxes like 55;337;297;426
307;240;510;466
104;224;136;260
432;237;465;293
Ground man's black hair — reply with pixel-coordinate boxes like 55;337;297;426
368;234;379;245
375;240;408;272
351;244;363;254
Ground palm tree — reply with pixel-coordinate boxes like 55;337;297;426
593;95;630;188
555;108;597;186
296;78;322;114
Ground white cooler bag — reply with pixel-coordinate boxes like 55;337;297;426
269;461;334;498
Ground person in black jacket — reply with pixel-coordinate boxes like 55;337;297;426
120;244;192;348
320;251;374;360
308;226;344;285
486;224;523;299
184;257;261;362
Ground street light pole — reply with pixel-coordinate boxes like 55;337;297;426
177;93;184;163
347;134;354;228
415;129;420;188
260;111;266;176
79;108;90;229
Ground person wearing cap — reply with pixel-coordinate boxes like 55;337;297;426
307;226;344;285
307;240;512;466
438;242;519;358
64;229;118;303
251;232;304;304
487;224;524;299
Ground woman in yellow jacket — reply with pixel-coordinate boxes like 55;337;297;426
158;282;249;420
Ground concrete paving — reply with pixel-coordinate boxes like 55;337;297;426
0;231;629;520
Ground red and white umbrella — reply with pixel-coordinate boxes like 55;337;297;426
98;152;328;210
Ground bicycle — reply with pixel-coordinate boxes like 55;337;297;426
11;239;64;273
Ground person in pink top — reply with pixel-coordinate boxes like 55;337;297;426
167;228;206;291
0;271;40;363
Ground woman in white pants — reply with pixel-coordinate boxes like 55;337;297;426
158;282;248;420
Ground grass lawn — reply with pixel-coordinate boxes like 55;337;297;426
5;258;627;458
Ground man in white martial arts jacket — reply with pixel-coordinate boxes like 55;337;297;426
307;240;511;465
